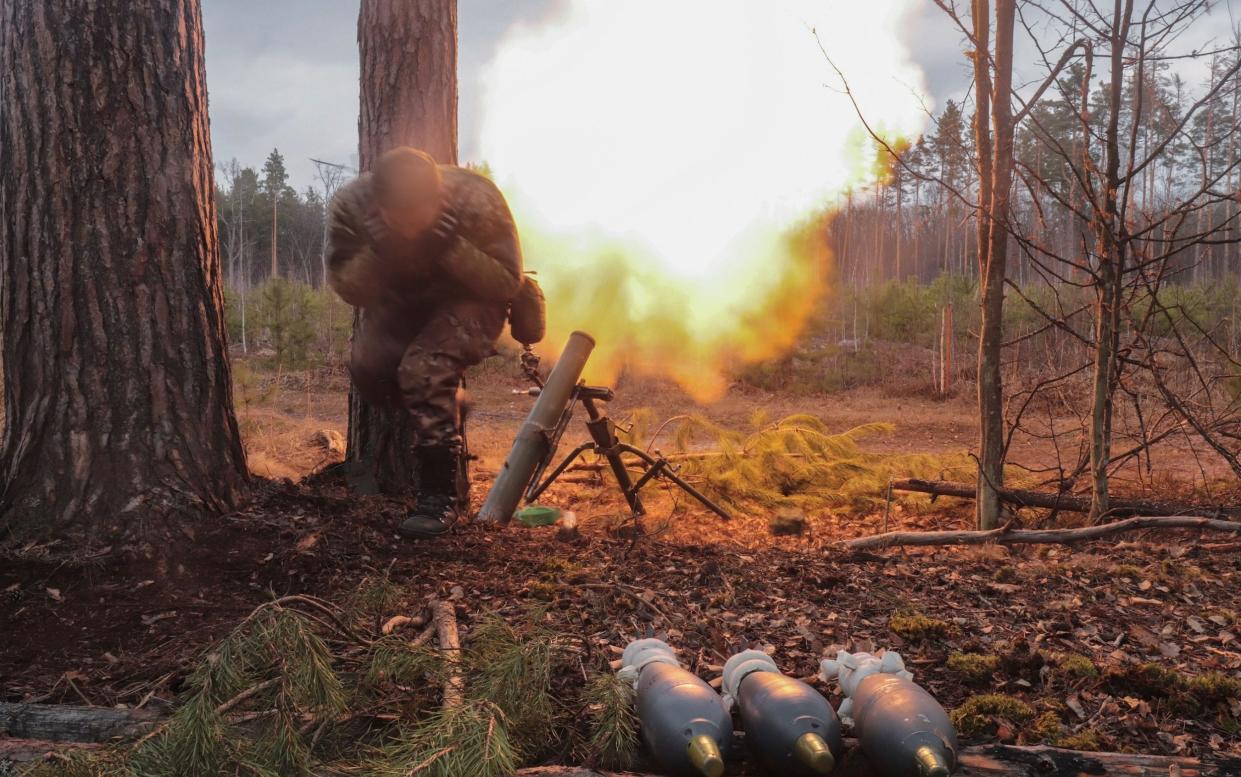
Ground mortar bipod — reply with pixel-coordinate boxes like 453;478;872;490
521;381;732;522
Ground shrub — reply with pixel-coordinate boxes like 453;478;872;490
226;281;352;367
252;278;323;369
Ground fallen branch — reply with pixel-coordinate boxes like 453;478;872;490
215;678;279;716
952;743;1240;777
846;514;1241;550
433;599;464;708
513;764;650;769
0;738;105;763
891;478;1239;518
410;620;437;648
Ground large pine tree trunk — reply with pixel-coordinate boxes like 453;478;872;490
347;0;458;493
0;0;249;541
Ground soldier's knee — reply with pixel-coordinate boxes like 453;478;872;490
397;347;459;400
412;415;461;448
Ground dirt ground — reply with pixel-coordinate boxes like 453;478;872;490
2;359;1240;763
235;358;1236;546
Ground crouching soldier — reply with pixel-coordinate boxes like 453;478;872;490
326;147;545;539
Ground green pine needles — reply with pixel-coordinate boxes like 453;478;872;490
366;700;520;777
21;599;621;777
579;670;639;770
124;608;346;777
629;411;970;511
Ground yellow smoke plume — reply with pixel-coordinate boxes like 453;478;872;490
478;1;926;400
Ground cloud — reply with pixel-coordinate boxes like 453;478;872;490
201;0;1239;190
202;0;557;188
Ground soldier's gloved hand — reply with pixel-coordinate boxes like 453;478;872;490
430;205;460;246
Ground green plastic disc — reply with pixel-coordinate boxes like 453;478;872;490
516;505;562;527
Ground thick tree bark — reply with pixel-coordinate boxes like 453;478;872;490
0;0;248;540
347;0;459;494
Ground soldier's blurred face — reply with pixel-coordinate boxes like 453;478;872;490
379;175;440;241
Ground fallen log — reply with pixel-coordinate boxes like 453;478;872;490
0;702;161;742
846;514;1241;550
524;747;1241;777
952;743;1240;777
890;478;1239;518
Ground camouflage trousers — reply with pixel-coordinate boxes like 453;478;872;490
350;299;507;447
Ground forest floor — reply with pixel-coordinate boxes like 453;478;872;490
2;358;1240;764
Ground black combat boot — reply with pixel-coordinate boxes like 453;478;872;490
398;444;465;539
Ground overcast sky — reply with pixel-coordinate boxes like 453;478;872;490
202;0;1239;191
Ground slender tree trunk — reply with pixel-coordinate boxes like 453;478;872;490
240;216;249;353
972;0;1006;530
347;0;458;493
894;166;903;280
0;0;249;541
270;191;279;279
1230;52;1240;273
1088;1;1134;521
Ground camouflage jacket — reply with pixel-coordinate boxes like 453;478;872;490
325;166;524;314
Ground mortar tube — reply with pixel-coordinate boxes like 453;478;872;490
476;331;595;523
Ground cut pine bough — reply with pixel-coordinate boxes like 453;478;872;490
612;415;973;512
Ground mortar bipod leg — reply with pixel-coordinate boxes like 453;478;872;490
581;397;645;516
525;440;595;502
616;443;733;521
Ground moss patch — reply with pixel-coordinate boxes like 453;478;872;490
1115;663;1181;696
950;694;1035;739
1106;663;1241;713
947;652;999;684
1159;559;1202;581
1031;711;1062;743
1183;672;1241;705
538;557;588;583
998;638;1045;683
1054;653;1098;680
525;580;563;601
889;610;953;642
1057;730;1101;751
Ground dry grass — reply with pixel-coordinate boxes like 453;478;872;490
234;361;349;481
